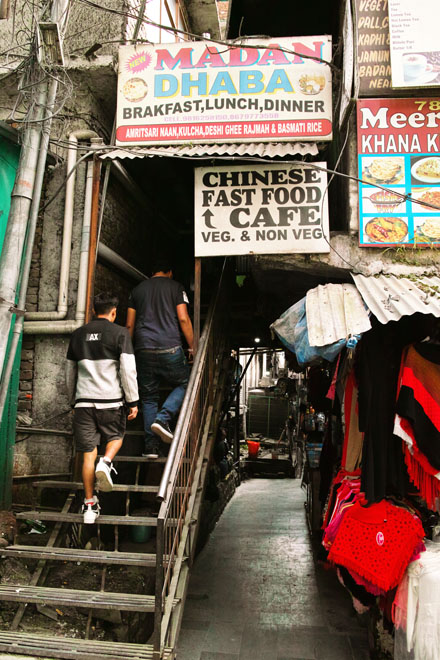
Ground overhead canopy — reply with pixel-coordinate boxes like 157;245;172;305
306;283;371;347
100;142;319;160
352;273;440;324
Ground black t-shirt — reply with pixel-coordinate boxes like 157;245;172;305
128;277;188;350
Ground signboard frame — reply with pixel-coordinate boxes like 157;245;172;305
388;0;440;89
357;98;440;248
116;37;333;146
340;0;355;126
194;162;330;257
354;0;392;97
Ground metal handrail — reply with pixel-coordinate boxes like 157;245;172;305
156;308;213;503
153;261;227;656
157;260;226;503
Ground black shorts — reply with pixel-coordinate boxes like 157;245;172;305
73;407;126;453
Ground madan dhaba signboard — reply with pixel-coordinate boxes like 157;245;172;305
194;163;330;257
116;37;332;146
357;98;440;247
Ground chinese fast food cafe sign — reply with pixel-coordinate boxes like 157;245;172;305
194;163;330;257
357;98;440;247
116;37;332;145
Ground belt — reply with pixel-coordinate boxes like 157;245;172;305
139;346;180;354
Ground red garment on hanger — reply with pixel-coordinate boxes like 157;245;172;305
328;500;425;592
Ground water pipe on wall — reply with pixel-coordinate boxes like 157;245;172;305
25;130;100;322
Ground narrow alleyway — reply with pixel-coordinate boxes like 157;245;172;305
177;478;370;660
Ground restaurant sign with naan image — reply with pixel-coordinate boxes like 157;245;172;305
357;98;440;246
116;38;333;145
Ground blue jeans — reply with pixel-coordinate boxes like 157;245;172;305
136;347;190;441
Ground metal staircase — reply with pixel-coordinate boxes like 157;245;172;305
0;268;230;659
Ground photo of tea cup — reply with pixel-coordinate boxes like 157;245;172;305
403;53;428;81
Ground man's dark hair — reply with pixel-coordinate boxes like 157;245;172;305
151;255;173;275
94;292;119;316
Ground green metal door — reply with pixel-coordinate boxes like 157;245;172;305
0;134;22;509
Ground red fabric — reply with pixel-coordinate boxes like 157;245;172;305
394;345;440;510
328;500;425;592
326;354;340;401
394;396;440;511
400;366;440;432
322;468;362;530
341;370;355;470
403;442;440;511
396;345;440;471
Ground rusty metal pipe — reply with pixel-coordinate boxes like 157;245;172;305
85;154;102;323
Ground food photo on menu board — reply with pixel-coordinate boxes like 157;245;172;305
363;217;409;245
358;154;440;247
410;155;440;245
400;51;440;87
362;188;406;214
410;155;440;185
361;157;405;186
359;156;408;246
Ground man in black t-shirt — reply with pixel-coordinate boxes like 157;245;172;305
126;259;194;458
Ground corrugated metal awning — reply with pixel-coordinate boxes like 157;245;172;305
100;142;319;160
306;283;371;347
351;273;440;324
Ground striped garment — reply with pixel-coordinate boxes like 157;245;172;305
66;317;139;408
394;342;440;510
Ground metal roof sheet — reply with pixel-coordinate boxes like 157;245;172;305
351;273;440;324
306;283;371;347
100;142;319;160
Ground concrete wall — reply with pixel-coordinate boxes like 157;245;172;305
254;230;440;280
3;0;219;496
6;64;131;484
65;0;125;59
0;0;124;72
100;175;153;275
217;0;229;38
15;154;156;484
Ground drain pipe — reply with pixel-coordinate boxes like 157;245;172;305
97;244;148;282
84;156;102;323
23;143;99;335
0;0;71;419
0;81;56;420
25;130;99;322
23;244;148;334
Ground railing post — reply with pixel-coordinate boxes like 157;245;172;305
194;257;201;355
155;263;228;652
153;517;165;659
210;317;219;405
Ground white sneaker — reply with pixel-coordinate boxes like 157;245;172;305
82;496;100;524
95;457;117;492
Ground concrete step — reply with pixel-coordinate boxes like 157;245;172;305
112;455;190;464
34;480;187;494
0;632;174;659
34;480;161;493
16;511;160;526
113;455;167;463
0;545;156;566
0;584;164;611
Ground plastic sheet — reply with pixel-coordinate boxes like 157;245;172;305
270;297;346;367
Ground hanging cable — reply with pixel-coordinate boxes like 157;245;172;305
75;0;340;72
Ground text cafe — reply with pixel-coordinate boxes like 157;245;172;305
194;163;330;257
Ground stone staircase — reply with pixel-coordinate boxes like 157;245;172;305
0;453;177;659
0;265;230;659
